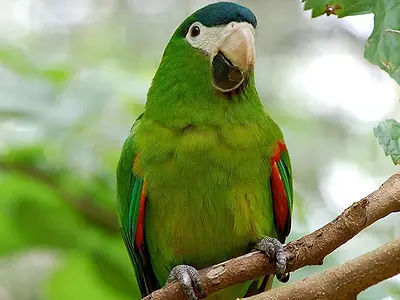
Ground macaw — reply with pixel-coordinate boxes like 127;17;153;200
116;2;293;299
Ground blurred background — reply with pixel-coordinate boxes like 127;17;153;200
0;0;399;299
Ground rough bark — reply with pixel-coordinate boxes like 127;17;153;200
244;237;400;300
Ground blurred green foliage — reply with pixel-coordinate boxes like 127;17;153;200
0;145;141;298
0;13;144;296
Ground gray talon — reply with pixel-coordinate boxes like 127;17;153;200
167;265;202;300
255;237;289;282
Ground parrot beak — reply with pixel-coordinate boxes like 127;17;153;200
211;22;255;93
219;23;255;73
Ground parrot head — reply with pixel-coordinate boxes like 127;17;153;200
177;2;257;93
146;2;259;125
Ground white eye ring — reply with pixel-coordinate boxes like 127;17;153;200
186;22;203;41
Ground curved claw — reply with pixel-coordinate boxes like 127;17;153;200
255;237;289;282
167;265;202;300
277;272;290;283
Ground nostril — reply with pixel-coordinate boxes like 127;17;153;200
230;22;235;28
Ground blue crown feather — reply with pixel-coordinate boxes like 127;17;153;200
177;2;257;36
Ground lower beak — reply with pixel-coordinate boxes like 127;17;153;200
219;23;255;72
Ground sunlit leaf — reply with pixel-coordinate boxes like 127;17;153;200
302;0;374;18
364;0;400;84
374;119;400;165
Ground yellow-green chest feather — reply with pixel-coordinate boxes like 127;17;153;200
133;117;282;289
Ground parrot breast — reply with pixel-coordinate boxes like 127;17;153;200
133;118;279;294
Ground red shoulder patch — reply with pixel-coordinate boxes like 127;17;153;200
270;142;289;236
135;180;147;249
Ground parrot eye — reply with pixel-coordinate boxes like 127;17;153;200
190;25;201;37
187;22;203;41
185;22;216;52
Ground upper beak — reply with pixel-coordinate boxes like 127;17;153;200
219;22;255;72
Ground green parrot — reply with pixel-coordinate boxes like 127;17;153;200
116;2;293;299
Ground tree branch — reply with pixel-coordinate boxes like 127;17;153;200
244;236;400;300
0;160;119;233
144;173;400;300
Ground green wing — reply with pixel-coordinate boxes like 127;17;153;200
278;146;293;239
246;142;294;296
116;114;159;296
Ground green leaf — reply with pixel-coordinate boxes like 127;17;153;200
303;0;400;84
11;197;84;248
373;119;400;165
364;0;400;84
302;0;374;18
0;44;72;84
0;209;26;255
44;252;133;300
0;170;92;250
91;243;140;297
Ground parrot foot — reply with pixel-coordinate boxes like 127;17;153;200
167;265;202;300
255;237;290;283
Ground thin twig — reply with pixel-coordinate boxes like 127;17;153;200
384;28;400;34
